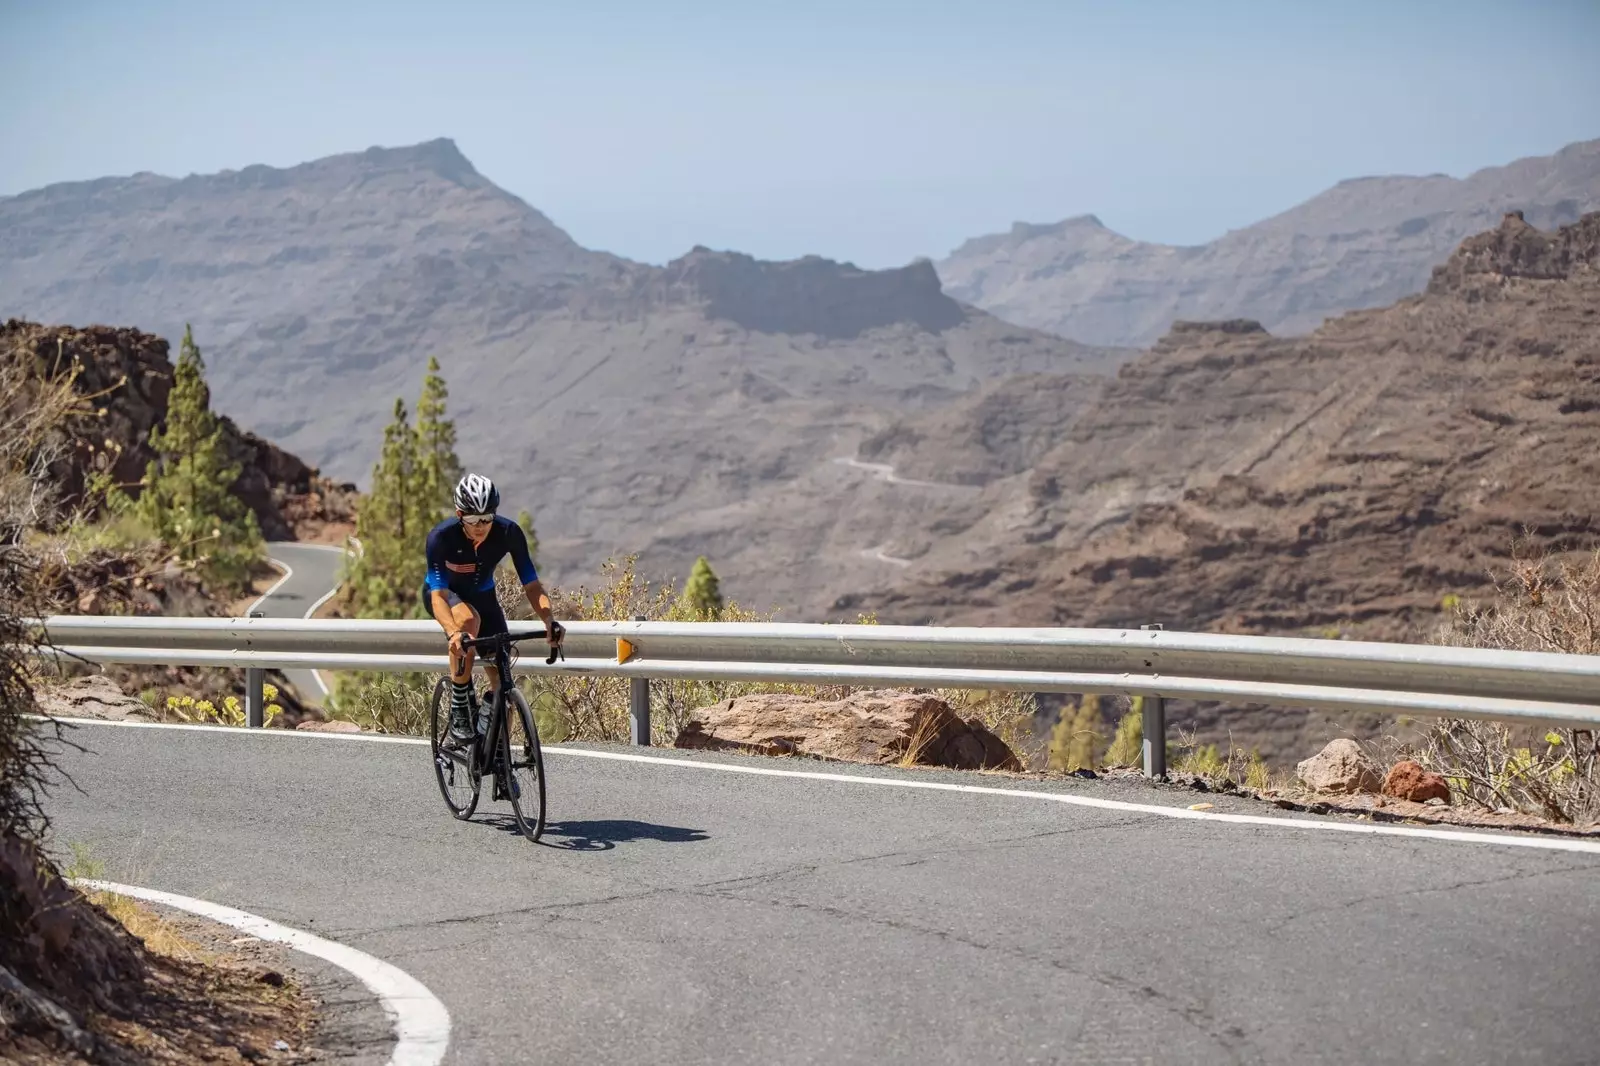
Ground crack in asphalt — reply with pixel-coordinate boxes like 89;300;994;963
1261;861;1600;937
673;884;1257;1065
335;817;1156;943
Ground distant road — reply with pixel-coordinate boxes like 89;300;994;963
44;722;1600;1065
248;542;350;705
833;455;969;489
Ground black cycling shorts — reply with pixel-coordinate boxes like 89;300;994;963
420;584;508;641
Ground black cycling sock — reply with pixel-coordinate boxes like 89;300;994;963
450;679;471;715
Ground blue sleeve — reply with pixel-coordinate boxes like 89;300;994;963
423;525;448;591
506;520;539;585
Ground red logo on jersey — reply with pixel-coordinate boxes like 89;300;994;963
445;561;475;573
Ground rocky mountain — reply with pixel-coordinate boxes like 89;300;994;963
939;137;1600;348
0;141;1123;611
839;211;1600;756
2;320;354;542
857;209;1600;631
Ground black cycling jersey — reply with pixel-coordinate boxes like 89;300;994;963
422;515;538;597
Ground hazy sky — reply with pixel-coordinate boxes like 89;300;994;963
3;0;1597;268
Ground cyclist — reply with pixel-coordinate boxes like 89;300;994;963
423;473;564;748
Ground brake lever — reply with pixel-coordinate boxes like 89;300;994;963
546;642;565;666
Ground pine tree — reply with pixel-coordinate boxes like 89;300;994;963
516;508;540;567
135;324;262;588
684;556;724;620
413;356;462;525
346;398;423;619
342;360;465;622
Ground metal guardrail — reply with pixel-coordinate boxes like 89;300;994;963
34;614;1600;779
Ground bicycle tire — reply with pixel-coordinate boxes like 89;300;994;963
500;687;547;842
429;676;480;819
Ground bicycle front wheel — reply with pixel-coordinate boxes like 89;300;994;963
500;687;547;842
430;676;479;819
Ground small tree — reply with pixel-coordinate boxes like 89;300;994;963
413;356;462;526
683;556;724;620
134;325;261;588
1049;693;1105;771
345;398;424;620
335;362;464;711
516;508;540;568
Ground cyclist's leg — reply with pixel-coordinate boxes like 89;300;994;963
425;586;482;743
469;589;509;698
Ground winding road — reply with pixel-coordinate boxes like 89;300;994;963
43;720;1600;1065
250;542;351;704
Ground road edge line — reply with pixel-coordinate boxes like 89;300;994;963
245;558;294;617
41;715;1600;855
73;878;449;1066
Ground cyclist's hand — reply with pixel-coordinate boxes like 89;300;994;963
547;620;566;647
447;630;467;657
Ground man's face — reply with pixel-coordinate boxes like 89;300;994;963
459;510;493;547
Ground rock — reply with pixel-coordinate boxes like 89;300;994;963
295;719;361;734
1383;760;1451;804
1295;739;1382;794
35;675;157;722
674;689;1021;771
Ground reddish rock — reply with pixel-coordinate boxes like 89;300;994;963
1383;760;1451;804
674;689;1021;771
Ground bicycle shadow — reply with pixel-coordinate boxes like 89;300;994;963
481;816;710;851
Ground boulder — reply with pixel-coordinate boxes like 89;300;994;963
35;675;157;722
1382;760;1451;804
295;719;362;734
1295;739;1381;794
674;689;1021;771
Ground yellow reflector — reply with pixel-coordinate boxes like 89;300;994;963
617;637;636;664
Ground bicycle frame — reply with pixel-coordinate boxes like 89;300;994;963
459;628;560;777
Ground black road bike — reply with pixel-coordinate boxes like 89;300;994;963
429;628;562;842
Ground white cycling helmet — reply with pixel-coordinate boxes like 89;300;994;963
454;473;499;515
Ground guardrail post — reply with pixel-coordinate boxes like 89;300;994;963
1140;624;1166;779
245;667;265;729
629;613;650;746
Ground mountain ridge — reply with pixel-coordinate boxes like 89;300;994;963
938;137;1600;346
0;139;1122;614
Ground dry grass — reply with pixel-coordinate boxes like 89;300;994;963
1101;699;1144;768
1400;540;1600;824
1167;727;1288;792
62;844;212;965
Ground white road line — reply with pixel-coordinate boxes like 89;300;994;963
264;542;351;697
72;878;450;1065
298;551;349;697
42;716;1600;855
245;559;294;617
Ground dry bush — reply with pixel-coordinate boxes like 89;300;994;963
0;334;92;848
331;554;1040;757
1399;541;1600;824
482;555;1037;751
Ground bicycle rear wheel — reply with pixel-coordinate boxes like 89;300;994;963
499;688;547;842
430;676;479;819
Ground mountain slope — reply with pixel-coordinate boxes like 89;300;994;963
0;141;1124;613
939;138;1600;347
851;211;1600;642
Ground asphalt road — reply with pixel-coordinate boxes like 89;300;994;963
251;542;349;705
42;722;1600;1065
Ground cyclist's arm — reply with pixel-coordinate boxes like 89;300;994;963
505;521;559;637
